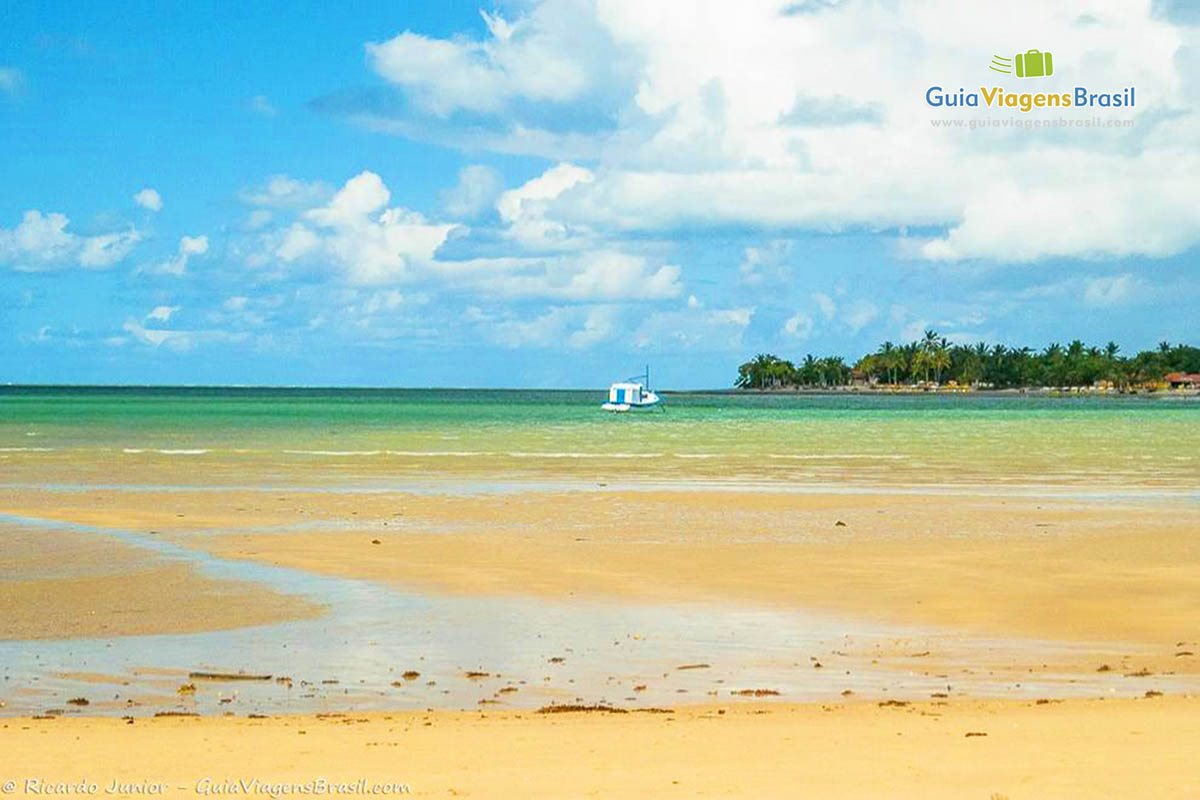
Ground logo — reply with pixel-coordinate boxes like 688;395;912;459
990;50;1054;78
924;48;1135;114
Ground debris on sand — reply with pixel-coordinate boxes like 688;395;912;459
371;539;381;545
1144;690;1163;698
548;657;565;664
878;700;910;708
964;731;987;737
464;671;491;679
1124;669;1153;677
536;704;628;714
66;697;89;706
154;711;199;717
498;687;518;694
177;684;197;695
841;690;855;697
633;684;647;692
731;689;780;697
402;671;421;680
1096;664;1112;672
834;520;847;527
189;672;272;682
676;663;710;670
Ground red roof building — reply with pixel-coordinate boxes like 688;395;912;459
1165;372;1200;388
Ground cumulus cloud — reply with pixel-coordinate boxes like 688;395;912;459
632;303;754;351
738;241;793;287
122;317;246;352
241;175;332;208
270;171;454;285
133;188;163;212
783;310;814;338
149;234;209;277
812;291;836;320
440;164;504;219
364;6;599;116
0;210;140;271
248;169;683;302
145;305;179;322
842;299;879;333
356;0;1200;263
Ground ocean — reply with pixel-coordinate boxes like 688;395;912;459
1;387;1196;491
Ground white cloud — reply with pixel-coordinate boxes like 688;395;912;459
1083;273;1140;307
487;304;621;350
812;291;836;320
273;171;454;285
365;0;1200;263
496;162;595;251
223;296;248;311
443;250;682;301
441;164;504;219
842;299;879;333
0;210;140;271
133;188;163;212
783;310;814;338
633;303;754;351
249;95;277;117
241;175;332;209
738;241;793;286
122;317;246;352
567;305;619;349
365;6;595;116
145;305;179;323
0;67;22;94
249;169;679;301
151;234;209;277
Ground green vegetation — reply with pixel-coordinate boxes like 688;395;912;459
735;334;1200;390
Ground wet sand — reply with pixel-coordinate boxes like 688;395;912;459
122;487;1200;647
6;698;1200;799
0;521;323;640
4;484;1199;796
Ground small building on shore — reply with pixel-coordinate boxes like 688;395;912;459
1165;372;1200;389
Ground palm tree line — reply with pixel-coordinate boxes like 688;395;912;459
736;333;1200;390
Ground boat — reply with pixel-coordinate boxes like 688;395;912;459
602;367;663;412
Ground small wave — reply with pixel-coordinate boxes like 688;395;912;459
385;450;488;457
766;454;907;460
122;448;210;455
283;449;383;457
0;447;54;452
506;451;663;459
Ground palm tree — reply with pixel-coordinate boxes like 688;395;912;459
876;341;899;385
931;344;951;385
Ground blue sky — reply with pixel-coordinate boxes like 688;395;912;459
1;1;1197;388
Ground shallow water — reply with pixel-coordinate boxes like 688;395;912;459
1;388;1198;489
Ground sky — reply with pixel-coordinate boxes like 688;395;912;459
1;0;1198;388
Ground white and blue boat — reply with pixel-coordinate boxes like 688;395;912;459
601;367;663;412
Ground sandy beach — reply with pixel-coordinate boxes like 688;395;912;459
6;698;1200;798
2;398;1198;797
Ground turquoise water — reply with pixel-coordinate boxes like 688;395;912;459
1;387;1197;489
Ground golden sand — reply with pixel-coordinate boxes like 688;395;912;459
5;698;1200;799
0;521;322;640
